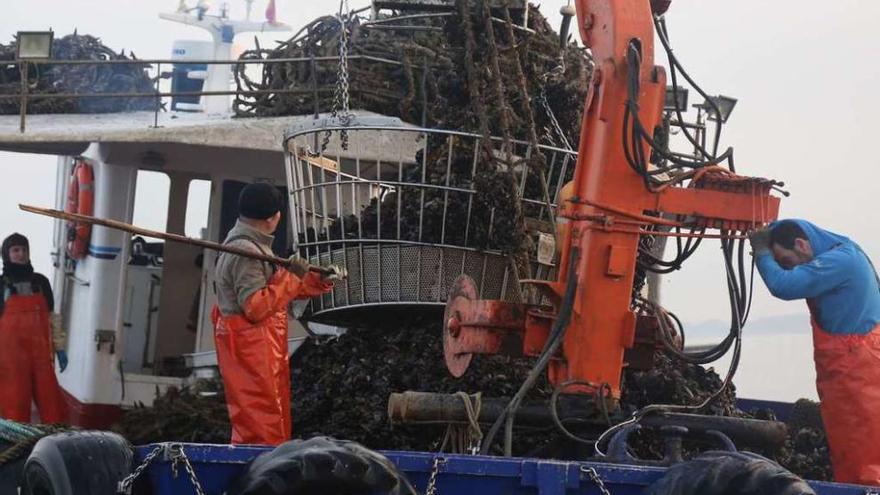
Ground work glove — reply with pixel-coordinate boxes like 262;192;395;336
323;264;347;282
749;228;771;256
286;255;310;278
56;350;68;373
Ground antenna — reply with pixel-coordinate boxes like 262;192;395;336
160;0;292;113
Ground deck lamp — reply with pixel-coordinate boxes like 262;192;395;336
15;31;53;60
15;31;53;133
664;86;689;112
698;95;737;123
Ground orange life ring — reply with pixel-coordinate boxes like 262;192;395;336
65;160;94;260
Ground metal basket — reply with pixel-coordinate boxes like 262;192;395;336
283;115;576;322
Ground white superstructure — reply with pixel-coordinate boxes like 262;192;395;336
0;1;307;426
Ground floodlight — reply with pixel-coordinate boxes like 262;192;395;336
698;95;737;123
16;31;53;60
664;86;689;112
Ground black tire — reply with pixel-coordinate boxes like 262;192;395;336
645;451;816;495
23;431;132;495
227;436;417;495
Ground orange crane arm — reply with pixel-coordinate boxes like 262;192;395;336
443;0;780;403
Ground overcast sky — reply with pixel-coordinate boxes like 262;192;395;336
1;1;878;336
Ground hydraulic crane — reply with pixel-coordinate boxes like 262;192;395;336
390;0;784;454
442;0;780;402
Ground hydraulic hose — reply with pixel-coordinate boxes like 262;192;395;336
480;249;580;456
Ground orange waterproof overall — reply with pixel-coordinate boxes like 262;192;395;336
0;293;67;423
213;270;330;445
812;315;880;485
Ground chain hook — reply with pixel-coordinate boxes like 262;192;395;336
580;466;612;495
168;444;207;495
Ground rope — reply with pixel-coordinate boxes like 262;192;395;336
0;420;72;466
439;392;483;454
0;419;43;443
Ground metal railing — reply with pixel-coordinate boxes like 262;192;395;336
0;54;403;132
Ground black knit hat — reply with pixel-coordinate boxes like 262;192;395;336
1;233;28;264
239;183;284;220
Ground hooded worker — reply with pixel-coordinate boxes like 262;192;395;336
0;233;68;424
213;183;335;445
751;220;880;485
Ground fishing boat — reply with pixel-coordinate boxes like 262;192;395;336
0;1;872;494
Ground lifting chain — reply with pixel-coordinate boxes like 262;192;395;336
537;49;595;152
424;456;446;495
169;444;207;495
117;445;163;494
116;444;206;495
537;84;572;152
580;466;612;495
323;0;354;152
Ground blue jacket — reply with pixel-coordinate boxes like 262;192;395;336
756;219;880;335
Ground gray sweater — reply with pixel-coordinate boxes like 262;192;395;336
215;220;277;317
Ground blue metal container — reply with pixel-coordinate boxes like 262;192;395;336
136;443;870;495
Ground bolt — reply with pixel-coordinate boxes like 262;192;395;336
447;315;461;337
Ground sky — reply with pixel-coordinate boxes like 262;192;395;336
1;1;879;398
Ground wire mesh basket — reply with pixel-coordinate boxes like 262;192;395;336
283;115;576;322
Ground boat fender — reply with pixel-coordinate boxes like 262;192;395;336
227;436;417;495
645;450;815;495
65;160;94;260
23;431;132;495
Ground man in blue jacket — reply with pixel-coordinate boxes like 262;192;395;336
751;219;880;485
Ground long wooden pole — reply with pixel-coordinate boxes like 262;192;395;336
20;204;334;275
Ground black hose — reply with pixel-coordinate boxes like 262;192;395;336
654;16;731;167
637;223;703;273
622;40;737;187
480;249;580;456
549;380;604;445
595;233;746;456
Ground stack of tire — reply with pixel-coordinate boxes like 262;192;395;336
7;431;817;495
16;431;132;495
9;433;415;495
646;451;817;495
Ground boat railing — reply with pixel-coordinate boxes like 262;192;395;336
0;55;403;132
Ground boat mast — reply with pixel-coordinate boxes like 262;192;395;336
159;1;290;113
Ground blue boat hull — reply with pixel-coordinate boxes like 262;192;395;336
136;444;871;495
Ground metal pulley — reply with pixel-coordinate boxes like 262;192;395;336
444;275;480;377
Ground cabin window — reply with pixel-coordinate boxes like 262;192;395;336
185;179;211;239
132;171;170;243
121;171;170;373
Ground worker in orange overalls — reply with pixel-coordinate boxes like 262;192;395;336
213;183;335;445
0;233;68;424
752;220;880;486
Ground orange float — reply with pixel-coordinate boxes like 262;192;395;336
65;160;94;260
